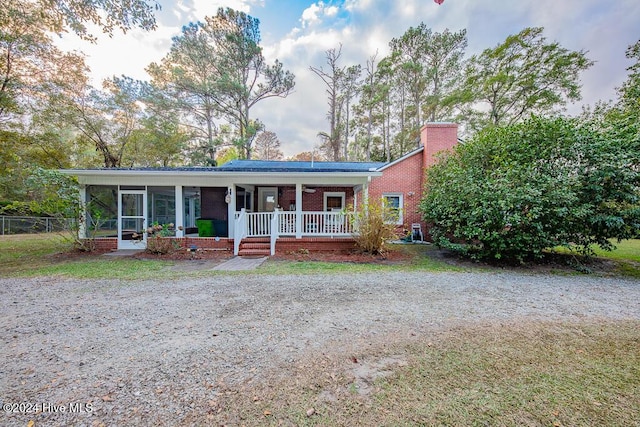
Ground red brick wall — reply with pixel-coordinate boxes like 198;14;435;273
275;237;356;253
368;150;425;237
422;122;458;168
86;236;354;254
364;123;459;239
176;237;233;250
201;187;227;220
87;238;118;251
273;186;354;212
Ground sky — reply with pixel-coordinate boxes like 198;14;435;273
55;0;640;157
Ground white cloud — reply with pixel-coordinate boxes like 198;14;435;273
300;2;324;28
52;0;640;157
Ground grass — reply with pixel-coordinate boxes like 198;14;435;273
0;235;461;278
0;234;70;274
0;234;175;280
552;239;640;278
257;244;463;275
204;321;640;426
592;239;640;262
1;234;638;279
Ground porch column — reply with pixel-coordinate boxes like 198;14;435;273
295;183;302;239
363;178;370;204
227;185;236;239
79;185;87;239
175;186;184;237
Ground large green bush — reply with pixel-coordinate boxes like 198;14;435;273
420;116;639;263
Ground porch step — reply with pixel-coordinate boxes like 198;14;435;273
238;238;271;257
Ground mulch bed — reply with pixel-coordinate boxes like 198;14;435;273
133;248;234;261
133;248;413;264
272;248;413;264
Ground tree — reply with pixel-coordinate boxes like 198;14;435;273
0;0;88;127
287;151;326;161
340;64;361;160
607;39;640;147
421;28;467;122
311;45;347;161
216;146;239;165
389;25;430;138
420;116;639;263
353;52;380;161
0;0;90;200
35;0;159;40
253;130;283;160
461;27;593;130
146;22;226;165
147;8;294;162
208;8;294;159
352;26;466;162
58;76;144;168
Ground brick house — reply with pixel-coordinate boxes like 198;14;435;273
63;122;458;255
366;122;458;237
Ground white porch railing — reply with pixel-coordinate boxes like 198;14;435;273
233;210;356;255
233;209;248;255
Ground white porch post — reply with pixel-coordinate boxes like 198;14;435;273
295;183;302;239
363;178;370;204
175;185;184;237
228;185;236;239
79;185;87;239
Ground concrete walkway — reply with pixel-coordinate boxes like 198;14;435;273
211;256;268;271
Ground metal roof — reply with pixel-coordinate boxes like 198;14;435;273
66;160;387;174
218;159;386;172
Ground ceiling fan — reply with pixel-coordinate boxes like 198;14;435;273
302;186;316;193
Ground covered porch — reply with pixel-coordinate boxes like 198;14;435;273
65;162;383;253
232;183;360;255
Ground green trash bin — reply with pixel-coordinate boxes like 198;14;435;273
196;218;214;237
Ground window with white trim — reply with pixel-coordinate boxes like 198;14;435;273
382;193;403;225
323;192;345;211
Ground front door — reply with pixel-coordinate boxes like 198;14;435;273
258;187;278;212
118;190;147;249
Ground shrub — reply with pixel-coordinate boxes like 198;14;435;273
420;116;639;263
145;223;179;255
350;198;398;255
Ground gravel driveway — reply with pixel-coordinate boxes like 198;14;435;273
1;271;639;426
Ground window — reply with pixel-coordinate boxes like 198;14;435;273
148;187;176;233
323;192;345;212
86;185;118;237
383;193;403;225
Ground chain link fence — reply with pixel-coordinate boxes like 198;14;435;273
0;216;74;235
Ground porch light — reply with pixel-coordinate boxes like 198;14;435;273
225;187;232;204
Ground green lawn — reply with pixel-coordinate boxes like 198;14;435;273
552;239;640;277
592;239;640;262
0;234;175;280
1;234;638;279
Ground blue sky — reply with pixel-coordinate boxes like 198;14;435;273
56;0;640;156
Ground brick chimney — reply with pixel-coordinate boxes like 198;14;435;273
421;122;458;168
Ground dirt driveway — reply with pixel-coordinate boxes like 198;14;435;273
1;271;639;426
